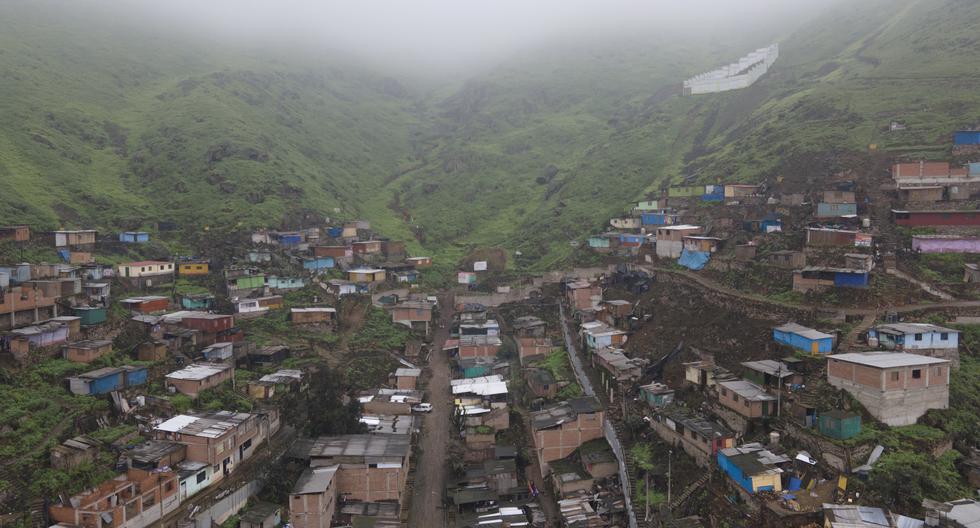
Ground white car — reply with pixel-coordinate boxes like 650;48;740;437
412;403;433;413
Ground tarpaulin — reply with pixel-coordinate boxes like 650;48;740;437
678;249;710;270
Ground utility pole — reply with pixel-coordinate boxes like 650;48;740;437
776;364;782;418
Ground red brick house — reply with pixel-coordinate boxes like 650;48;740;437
530;397;604;476
48;468;180;528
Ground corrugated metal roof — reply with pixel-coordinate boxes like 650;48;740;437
830;352;949;368
165;363;231;380
874;323;955;335
717;379;776;401
292;466;339;495
774;322;833;340
740;360;793;378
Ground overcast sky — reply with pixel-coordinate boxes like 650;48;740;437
120;0;836;71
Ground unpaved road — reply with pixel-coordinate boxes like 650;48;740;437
650;265;980;316
408;293;455;527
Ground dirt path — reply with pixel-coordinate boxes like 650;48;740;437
648;266;980;316
408;292;455;527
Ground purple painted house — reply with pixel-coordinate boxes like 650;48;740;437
912;235;980;254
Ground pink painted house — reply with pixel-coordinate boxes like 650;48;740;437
912;235;980;254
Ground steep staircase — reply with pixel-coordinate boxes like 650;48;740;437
667;471;710;511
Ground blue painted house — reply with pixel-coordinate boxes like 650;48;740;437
588;236;612;249
179;294;214;310
119;231;150;243
302;256;335;272
868;323;959;353
638;382;674;408
818;410;861;440
833;269;870;288
954;130;980;145
641;212;679;226
67;365;148;395
760;215;782;233
277;232;303;246
619;234;645;247
702;185;725;202
773;322;834;354
717;444;789;493
816;202;858;218
327;226;344;238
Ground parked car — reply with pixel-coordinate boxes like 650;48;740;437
412;403;433;413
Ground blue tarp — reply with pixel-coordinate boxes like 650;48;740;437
834;271;869;288
678;249;710;270
58;249;70;262
788;478;802;491
955;131;980;145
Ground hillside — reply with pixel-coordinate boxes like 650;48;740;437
3;0;980;269
0;1;422;242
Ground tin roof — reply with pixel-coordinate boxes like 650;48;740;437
873;323;956;335
530;397;602;431
359;414;416;435
717;379;776;402
165;363;232;381
830;351;949;368
292;466;339;495
740;360;793;379
154;411;252;438
306;434;410;460
774;322;833;340
258;369;303;384
660;406;732;439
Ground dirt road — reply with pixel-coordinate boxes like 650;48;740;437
408;293;455;527
649;265;980;316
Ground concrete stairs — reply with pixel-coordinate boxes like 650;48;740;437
28;498;47;528
667;471;710;511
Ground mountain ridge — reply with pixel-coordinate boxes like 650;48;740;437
3;0;980;269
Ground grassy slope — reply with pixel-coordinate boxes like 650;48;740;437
3;0;980;269
0;1;421;242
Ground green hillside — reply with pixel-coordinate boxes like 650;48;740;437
2;0;980;269
0;1;422;242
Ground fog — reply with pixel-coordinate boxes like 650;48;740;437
98;0;837;73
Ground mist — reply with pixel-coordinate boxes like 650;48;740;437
100;0;839;75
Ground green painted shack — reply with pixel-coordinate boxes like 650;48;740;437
668;185;704;198
818;410;861;440
73;306;107;326
235;275;265;290
638;381;674;408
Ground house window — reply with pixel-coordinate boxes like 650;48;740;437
720;388;728;397
164;480;174;492
744;400;750;408
940;333;949;340
732;394;739;403
196;471;207;484
912;369;922;379
914;333;923;341
213;465;220;474
890;371;900;381
141;267;146;272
